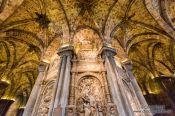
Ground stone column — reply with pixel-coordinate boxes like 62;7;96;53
122;60;152;116
23;61;48;116
59;55;72;115
68;72;76;105
101;71;112;104
53;55;67;109
100;46;134;116
66;65;76;116
48;45;74;116
48;56;66;116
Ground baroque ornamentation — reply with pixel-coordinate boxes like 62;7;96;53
76;76;105;116
34;81;55;116
107;104;118;116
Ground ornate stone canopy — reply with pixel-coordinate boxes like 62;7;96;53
0;0;175;108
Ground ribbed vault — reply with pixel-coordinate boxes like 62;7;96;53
0;0;175;110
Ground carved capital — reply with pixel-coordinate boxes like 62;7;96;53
122;59;133;71
57;45;74;57
99;45;117;59
38;61;48;72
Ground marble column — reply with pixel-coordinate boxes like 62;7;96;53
23;61;48;116
48;56;66;116
48;45;74;116
59;55;72;115
100;46;134;116
122;60;152;116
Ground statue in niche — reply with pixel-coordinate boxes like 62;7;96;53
83;95;91;116
76;76;105;116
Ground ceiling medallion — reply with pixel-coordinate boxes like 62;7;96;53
35;12;50;29
77;0;98;16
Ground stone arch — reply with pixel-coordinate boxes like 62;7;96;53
72;28;103;55
75;72;103;85
71;26;103;40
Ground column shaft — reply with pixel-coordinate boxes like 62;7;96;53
104;54;125;116
23;62;47;116
100;46;135;116
51;45;74;116
54;56;67;107
102;71;112;103
60;56;72;116
47;56;65;116
123;60;152;116
109;56;134;116
68;72;76;105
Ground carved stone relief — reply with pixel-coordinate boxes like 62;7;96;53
66;105;76;116
33;81;55;116
76;76;105;116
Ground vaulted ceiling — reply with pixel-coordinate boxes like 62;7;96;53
0;0;175;106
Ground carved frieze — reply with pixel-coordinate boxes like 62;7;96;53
72;61;103;72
